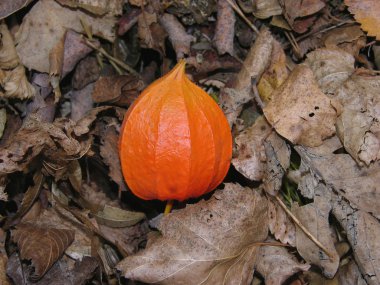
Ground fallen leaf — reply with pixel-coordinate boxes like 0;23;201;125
267;198;296;246
278;0;325;33
12;223;75;281
256;242;310;285
253;0;282;19
292;199;340;278
15;0;117;73
345;0;380;40
257;39;289;103
232;116;272;181
92;74;144;106
305;48;355;94
335;74;380;165
214;0;235;55
117;183;269;284
0;108;6;139
263;64;339;147
72;56;100;90
332;198;380;285
0;0;33;20
70;83;94;122
99;125;127;191
56;0;123;16
0;22;19;69
159;13;195;59
94;204;145;228
337;259;367;285
220;28;274;126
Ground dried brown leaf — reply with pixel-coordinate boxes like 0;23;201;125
263;64;339;147
12;224;75;281
256;242;310;285
268;198;296;246
0;22;19;69
292;200;340;278
117;183;269;284
72;56;100;90
220;28;274;126
159;13;195;59
0;65;36;99
335;75;380;165
73;106;113;136
137;9;166;54
92;75;144;106
337;259;367;285
70;83;94;122
214;0;235;55
345;0;380;40
279;0;325;33
0;108;5;140
15;0;116;73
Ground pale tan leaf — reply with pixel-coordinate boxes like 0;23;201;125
335;75;380;165
263;64;339;147
337;259;367;285
256;242;310;285
253;0;282;19
220;28;274;126
305;48;355;94
292;200;340;278
0;0;33;20
0;22;19;69
94;204;145;228
56;0;123;16
0;65;36;99
0;108;6;139
15;0;116;73
345;0;380;40
267;198;296;246
117;184;269;284
12;224;75;281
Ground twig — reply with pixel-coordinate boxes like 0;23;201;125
274;195;335;259
225;0;259;35
83;37;140;77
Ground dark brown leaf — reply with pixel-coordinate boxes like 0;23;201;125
12;224;75;281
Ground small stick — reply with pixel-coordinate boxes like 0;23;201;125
274;195;335;259
225;0;260;35
164;200;174;215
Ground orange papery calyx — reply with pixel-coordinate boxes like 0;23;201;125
119;60;232;205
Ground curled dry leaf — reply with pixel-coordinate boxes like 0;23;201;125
214;0;235;55
15;0;116;73
263;64;339;147
267;198;296;246
159;13;195;59
257;38;289;103
0;23;35;99
95;204;145;228
12;224;75;281
335;74;380;165
292;200;340;278
256;242;310;285
137;9;166;54
305;48;355;94
117;183;269;284
220;28;274;126
345;0;380;40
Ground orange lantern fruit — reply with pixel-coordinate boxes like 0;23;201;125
119;60;232;207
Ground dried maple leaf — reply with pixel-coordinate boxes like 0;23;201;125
345;0;380;40
12;224;74;281
256;242;310;284
263;64;339;147
117;183;269;284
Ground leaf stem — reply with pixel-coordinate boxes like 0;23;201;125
164;200;174;215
